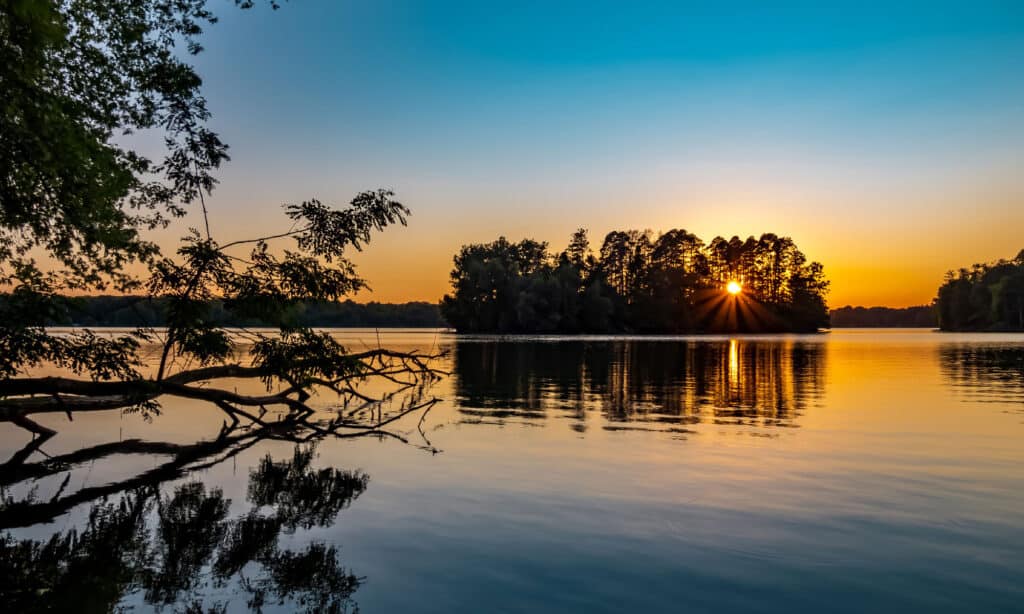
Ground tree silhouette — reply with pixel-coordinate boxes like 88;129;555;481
0;1;444;449
441;228;830;333
936;249;1024;331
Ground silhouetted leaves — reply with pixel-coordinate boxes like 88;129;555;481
286;190;409;260
251;329;364;387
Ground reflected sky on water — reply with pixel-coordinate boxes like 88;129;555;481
1;329;1023;612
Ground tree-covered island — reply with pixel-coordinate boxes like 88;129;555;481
441;229;829;333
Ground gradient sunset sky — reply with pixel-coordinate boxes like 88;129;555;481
171;1;1024;307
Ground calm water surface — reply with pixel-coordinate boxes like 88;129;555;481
1;329;1023;612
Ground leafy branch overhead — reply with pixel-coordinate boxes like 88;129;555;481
0;188;441;451
0;1;442;454
146;189;409;379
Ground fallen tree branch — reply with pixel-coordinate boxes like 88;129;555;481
0;347;447;465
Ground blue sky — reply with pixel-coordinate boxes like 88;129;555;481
178;1;1024;306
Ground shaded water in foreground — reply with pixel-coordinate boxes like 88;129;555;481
1;329;1023;612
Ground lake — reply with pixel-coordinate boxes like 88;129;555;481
2;329;1023;613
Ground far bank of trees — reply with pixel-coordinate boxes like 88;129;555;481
38;297;445;328
937;249;1024;331
440;229;829;333
830;305;936;328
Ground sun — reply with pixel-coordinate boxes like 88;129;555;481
726;280;742;295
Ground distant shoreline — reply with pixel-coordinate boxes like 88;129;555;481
30;297;1020;332
829;305;936;328
38;296;447;329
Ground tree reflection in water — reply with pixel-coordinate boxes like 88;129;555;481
940;343;1024;409
0;445;366;613
452;339;826;432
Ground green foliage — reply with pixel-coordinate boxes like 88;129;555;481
937;249;1024;331
441;229;830;333
0;0;304;382
0;0;240;290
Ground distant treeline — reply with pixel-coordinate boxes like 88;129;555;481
441;229;829;334
829;305;936;328
42;297;446;328
937;249;1024;331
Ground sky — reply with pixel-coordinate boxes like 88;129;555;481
166;0;1024;307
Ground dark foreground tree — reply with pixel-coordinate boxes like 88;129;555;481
0;1;442;452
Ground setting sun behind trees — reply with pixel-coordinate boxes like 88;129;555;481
441;228;829;334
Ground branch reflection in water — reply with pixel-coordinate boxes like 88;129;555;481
451;337;827;434
0;443;366;613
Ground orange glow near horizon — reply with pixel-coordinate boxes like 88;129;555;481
68;188;1024;310
77;1;1022;312
726;281;742;295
